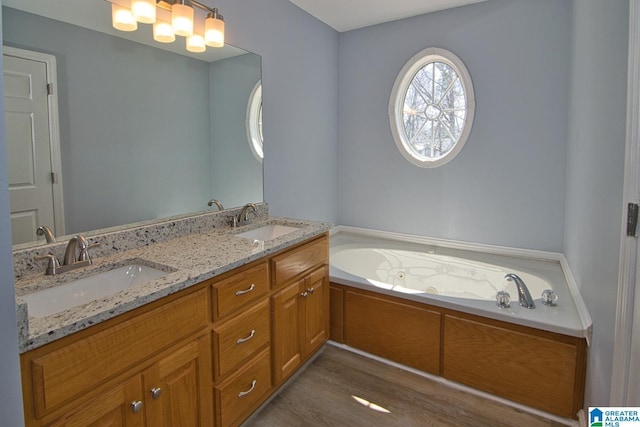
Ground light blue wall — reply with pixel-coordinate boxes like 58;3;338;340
216;0;340;222
564;0;628;406
0;6;26;425
338;0;571;251
210;53;263;208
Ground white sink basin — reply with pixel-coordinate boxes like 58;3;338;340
22;264;168;318
236;224;300;241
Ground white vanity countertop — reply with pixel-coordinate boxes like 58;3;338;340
14;217;332;353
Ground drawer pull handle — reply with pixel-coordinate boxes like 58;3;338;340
235;284;255;296
236;329;256;345
131;400;144;414
150;387;162;399
238;380;257;398
307;287;315;294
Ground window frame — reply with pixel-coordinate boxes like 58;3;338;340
246;80;263;163
388;47;475;168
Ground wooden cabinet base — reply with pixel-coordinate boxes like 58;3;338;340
330;283;587;419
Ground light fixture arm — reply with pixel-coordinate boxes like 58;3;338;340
158;0;222;18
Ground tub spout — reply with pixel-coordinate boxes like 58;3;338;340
505;273;536;309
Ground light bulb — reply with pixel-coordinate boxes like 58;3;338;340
172;3;194;37
131;0;156;24
153;20;175;43
186;34;206;53
204;13;224;48
112;4;138;32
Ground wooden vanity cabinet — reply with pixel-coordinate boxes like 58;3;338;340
210;260;273;427
21;233;330;427
271;236;329;386
21;287;213;427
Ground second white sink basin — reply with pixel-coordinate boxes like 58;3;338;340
236;224;300;241
22;264;168;318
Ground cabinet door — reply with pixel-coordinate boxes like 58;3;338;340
302;265;329;357
271;279;304;385
143;335;213;427
54;376;145;427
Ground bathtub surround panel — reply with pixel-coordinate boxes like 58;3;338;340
443;314;587;419
564;0;629;407
344;290;441;375
338;0;570;252
331;283;587;419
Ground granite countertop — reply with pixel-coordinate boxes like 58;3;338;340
14;216;332;353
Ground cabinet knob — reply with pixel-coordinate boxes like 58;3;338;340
307;287;315;294
300;291;308;298
131;400;144;414
150;387;162;400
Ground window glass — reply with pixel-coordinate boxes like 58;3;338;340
389;48;475;167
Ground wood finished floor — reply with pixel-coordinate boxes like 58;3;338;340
245;345;569;427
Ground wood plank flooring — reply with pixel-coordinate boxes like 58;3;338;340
245;344;571;427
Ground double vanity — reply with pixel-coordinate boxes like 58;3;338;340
13;206;331;426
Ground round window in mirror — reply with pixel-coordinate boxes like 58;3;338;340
389;48;475;168
247;80;263;162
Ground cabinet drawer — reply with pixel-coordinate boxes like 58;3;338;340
28;288;208;418
213;299;270;381
271;235;328;288
212;262;269;320
215;348;271;427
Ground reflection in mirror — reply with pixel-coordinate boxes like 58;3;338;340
2;3;263;247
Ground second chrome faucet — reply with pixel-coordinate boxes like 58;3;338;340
36;235;100;276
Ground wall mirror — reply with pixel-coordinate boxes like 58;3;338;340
2;0;263;247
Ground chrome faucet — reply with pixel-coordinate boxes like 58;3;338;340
36;235;100;276
505;273;536;309
63;235;90;265
237;203;257;226
36;226;56;243
207;199;224;211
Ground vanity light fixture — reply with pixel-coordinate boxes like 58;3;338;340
111;3;138;31
107;0;225;51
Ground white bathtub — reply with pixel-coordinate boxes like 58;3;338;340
330;227;592;339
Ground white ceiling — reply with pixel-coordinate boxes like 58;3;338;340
288;0;488;32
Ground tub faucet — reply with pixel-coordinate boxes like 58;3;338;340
36;226;55;243
237;203;257;226
207;199;224;211
505;273;536;309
